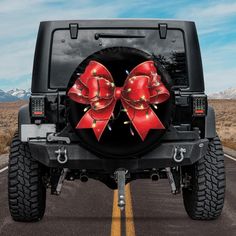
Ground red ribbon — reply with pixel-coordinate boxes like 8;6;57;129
68;60;170;141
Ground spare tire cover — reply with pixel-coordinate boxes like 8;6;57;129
67;47;173;158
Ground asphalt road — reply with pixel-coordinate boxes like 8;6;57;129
0;154;236;236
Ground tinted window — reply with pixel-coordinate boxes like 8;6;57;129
50;29;187;89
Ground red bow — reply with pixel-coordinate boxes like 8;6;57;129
68;60;170;141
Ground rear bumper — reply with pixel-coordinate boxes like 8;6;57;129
29;138;208;172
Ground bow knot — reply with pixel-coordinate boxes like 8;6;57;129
114;87;122;100
68;60;170;141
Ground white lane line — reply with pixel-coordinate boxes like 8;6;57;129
225;153;236;162
0;166;8;173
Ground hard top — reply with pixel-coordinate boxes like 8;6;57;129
32;19;204;93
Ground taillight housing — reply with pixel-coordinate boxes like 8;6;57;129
192;95;207;117
30;96;45;118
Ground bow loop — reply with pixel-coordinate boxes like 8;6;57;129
149;85;170;105
80;60;113;85
122;75;150;110
128;60;157;78
67;80;89;104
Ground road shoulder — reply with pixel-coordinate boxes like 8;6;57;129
0;153;8;169
224;146;236;158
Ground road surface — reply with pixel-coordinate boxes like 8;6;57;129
0;152;236;236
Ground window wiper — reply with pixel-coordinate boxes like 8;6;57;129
94;33;145;40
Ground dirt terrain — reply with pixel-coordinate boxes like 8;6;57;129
209;99;236;150
0;101;26;154
0;100;235;154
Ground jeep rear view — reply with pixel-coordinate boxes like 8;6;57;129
8;19;225;222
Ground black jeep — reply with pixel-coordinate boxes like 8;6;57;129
8;19;225;222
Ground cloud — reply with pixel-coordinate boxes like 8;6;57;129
0;0;127;87
184;2;236;18
175;1;236;93
0;0;38;13
201;42;236;93
202;42;236;69
176;1;236;36
0;0;235;92
205;68;236;93
0;40;35;79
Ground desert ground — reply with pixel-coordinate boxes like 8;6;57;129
0;101;26;153
0;99;235;154
209;99;236;150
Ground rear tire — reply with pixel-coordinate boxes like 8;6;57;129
8;133;46;222
182;136;225;220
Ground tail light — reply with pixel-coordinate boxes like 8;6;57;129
30;96;45;118
192;95;207;117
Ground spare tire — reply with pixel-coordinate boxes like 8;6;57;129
67;47;173;158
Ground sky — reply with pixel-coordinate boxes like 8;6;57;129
0;0;235;94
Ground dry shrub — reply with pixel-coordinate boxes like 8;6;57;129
209;99;236;150
0;101;26;154
222;140;236;151
0;129;15;154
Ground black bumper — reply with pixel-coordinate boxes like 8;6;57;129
29;139;209;172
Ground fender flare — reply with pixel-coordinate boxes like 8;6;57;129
18;104;31;136
205;106;216;139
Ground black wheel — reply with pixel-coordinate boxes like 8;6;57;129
8;133;46;222
182;136;225;220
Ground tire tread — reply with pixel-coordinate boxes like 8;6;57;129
8;133;46;222
183;136;225;220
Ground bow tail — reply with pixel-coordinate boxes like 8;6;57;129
122;102;165;141
76;101;116;141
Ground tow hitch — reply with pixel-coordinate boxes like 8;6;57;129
55;168;69;195
166;167;177;194
115;169;127;211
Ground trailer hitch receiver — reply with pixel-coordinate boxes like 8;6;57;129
115;169;127;211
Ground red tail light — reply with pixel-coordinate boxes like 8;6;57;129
30;96;45;118
192;95;207;117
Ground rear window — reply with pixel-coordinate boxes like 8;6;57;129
50;29;187;89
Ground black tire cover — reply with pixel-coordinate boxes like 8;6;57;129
67;47;173;158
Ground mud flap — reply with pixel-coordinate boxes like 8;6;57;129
205;106;216;139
